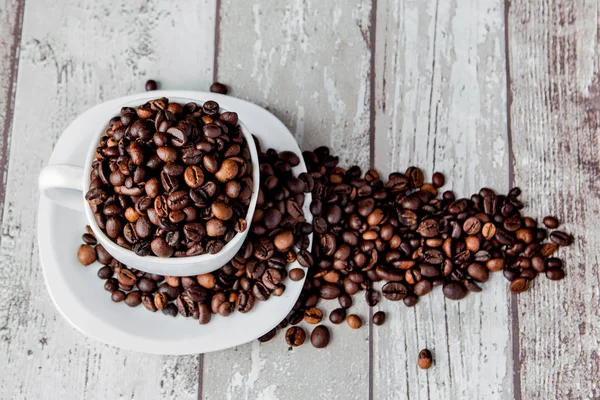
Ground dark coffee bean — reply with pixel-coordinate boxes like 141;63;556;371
97;266;113;279
329;308;346;324
111;290;125;303
338;294;353;309
125;291;142;307
365;288;379;307
258;328;277;343
403;295;418;307
137;277;157;293
550;231;573;246
319;283;341;299
546;267;565;280
104;278;118;292
382;282;408;301
162;303;179;317
210;82;228;94
145;79;158;91
432;172;445;188
467;262;489;282
310;325;330;349
413;280;432;296
253;282;270;301
442;282;468;300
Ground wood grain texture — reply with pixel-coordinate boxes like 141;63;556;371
0;1;215;399
372;0;513;398
508;1;600;398
0;0;24;229
202;1;373;399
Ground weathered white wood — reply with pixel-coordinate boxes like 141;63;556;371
202;1;373;399
509;1;600;398
372;0;513;398
0;0;24;224
0;0;215;398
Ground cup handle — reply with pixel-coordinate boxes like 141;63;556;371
38;164;85;212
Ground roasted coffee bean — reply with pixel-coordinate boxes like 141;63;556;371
467;262;489;282
304;307;323;324
347;314;362;329
162;303;179;317
145;79;158;91
372;311;386;326
289;268;305;281
442;282;468;300
329;308;346;324
210;82;228;94
97;266;113;279
111;290;126;303
543;216;559;229
78;245;97;266
285;326;306;347
432;172;445;188
546;267;565;280
310;325;330;349
382;282;408;301
125;291;142;307
418;349;433;369
550;231;573;246
319;283;341;299
258;328;277;343
510;277;530;293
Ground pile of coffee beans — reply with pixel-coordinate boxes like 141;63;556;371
78;141;312;320
84;97;254;258
257;146;572;348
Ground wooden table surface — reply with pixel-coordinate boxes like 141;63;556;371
1;1;598;399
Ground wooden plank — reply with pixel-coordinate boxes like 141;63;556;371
372;0;513;398
202;1;373;399
508;1;600;398
0;0;24;227
0;1;215;398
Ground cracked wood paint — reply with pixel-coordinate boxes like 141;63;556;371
202;1;373;399
372;0;513;398
508;0;600;398
0;1;215;398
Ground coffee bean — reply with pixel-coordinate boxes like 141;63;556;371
347;314;362;329
418;349;433;369
162;303;179;317
78;245;97;266
328;308;346;324
137;277;157;293
285;326;306;347
145;80;158;91
543;216;559;229
125;291;142;307
111;290;125;303
432;172;445;188
289;268;305;281
546;267;565;280
319;283;341;299
97;266;112;279
258;328;277;343
372;311;386;326
339;294;353;309
154;292;168;310
467;262;489;282
210;82;228;94
310;325;330;349
510;277;530;293
381;282;408;301
442;282;467;300
304;307;323;324
550;231;573;246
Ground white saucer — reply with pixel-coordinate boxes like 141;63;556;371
37;91;312;355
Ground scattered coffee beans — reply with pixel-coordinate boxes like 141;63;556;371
418;349;433;369
85;97;253;258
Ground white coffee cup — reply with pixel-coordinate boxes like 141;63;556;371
38;92;260;276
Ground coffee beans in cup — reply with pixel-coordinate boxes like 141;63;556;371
85;98;253;258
